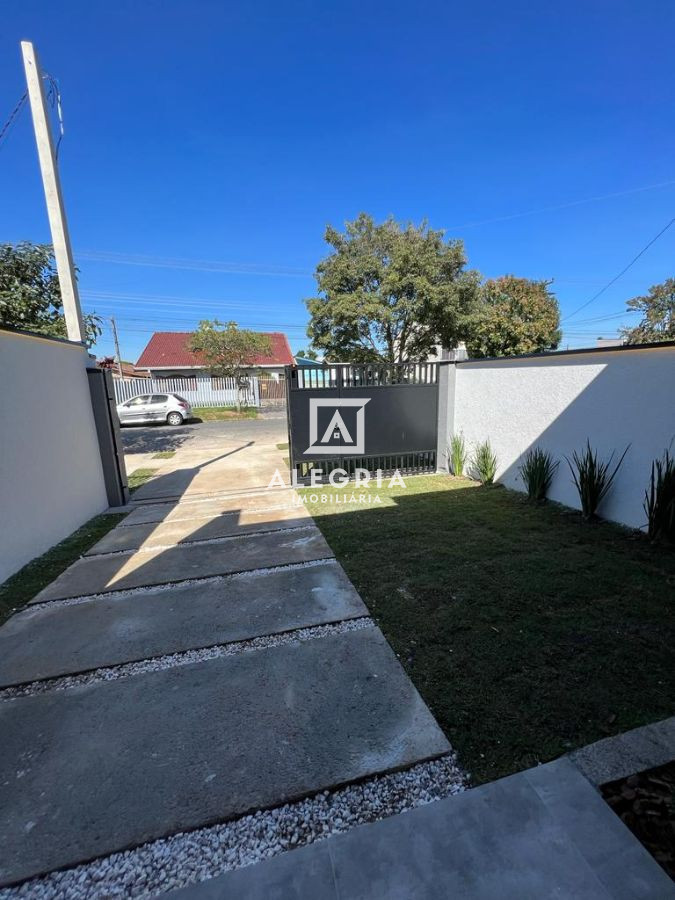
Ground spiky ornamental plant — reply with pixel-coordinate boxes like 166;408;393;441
566;441;629;521
519;448;559;502
448;433;467;476
644;449;675;542
473;440;498;484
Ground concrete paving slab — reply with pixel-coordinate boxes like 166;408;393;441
0;627;450;885
122;491;296;527
85;505;310;555
0;562;366;686
569;718;675;786
173;758;674;900
31;527;332;602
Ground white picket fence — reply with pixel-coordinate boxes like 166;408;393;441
113;375;261;408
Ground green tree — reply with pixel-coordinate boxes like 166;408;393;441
466;275;561;358
189;320;272;411
295;347;319;360
305;213;481;363
0;242;102;347
620;278;675;344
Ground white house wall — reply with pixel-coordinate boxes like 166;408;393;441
0;331;108;582
449;345;675;529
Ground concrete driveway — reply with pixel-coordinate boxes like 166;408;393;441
121;413;289;493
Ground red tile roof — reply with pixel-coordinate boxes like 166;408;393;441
136;331;294;369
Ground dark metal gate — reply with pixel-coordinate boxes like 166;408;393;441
285;362;439;483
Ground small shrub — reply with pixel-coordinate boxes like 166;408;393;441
448;433;467;476
519;447;559;502
566;440;629;520
473;440;498;484
644;449;675;542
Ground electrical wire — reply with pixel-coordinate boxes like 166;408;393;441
566;310;640;326
82;320;310;331
87;326;307;337
80;291;290;312
0;91;28;149
0;75;64;157
77;250;312;278
448;180;675;231
562;216;675;322
43;72;64;159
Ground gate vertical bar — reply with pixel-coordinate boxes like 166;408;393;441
284;365;296;485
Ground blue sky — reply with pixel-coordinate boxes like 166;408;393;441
1;0;674;362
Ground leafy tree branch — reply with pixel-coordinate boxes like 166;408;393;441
0;242;102;347
620;277;675;344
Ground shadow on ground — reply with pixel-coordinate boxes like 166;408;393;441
120;426;193;454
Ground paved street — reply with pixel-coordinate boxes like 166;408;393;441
120;412;287;459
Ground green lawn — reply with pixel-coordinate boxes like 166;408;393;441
128;468;159;492
193;406;258;421
0;513;126;624
301;475;675;785
152;450;176;459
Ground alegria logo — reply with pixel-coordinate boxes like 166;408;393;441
306;398;370;455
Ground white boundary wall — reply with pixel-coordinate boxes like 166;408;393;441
0;330;108;582
447;344;675;530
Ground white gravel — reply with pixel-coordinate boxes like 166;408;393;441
1;755;467;899
0;617;374;701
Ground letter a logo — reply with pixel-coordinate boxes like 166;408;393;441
320;410;353;444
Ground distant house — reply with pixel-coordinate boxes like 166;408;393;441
98;357;150;379
135;331;294;381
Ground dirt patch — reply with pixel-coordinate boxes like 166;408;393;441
601;760;675;879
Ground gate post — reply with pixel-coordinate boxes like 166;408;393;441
436;361;452;473
86;367;129;506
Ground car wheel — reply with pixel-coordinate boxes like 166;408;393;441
167;412;184;426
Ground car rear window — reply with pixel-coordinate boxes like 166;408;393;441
174;395;189;403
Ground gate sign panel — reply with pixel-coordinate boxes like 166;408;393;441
307;398;370;455
286;363;439;479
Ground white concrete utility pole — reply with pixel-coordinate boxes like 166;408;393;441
21;40;85;344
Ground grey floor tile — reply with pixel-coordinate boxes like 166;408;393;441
169;842;337;899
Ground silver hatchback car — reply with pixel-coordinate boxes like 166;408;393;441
116;393;192;426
